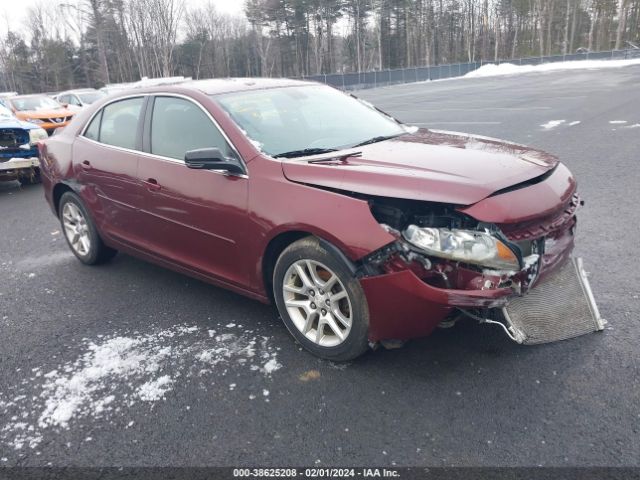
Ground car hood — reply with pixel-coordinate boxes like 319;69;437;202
281;129;559;206
0;117;39;130
15;109;72;119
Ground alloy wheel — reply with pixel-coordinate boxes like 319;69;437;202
282;259;353;347
62;202;91;256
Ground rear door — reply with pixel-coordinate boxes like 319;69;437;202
74;96;148;246
136;94;249;286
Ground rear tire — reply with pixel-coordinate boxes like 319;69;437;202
273;236;369;361
58;191;117;265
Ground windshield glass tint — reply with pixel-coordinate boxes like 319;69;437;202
79;91;106;104
11;96;62;111
215;85;405;156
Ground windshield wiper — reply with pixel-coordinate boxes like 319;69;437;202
273;147;338;159
351;134;403;148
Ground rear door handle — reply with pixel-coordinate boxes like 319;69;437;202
143;178;161;192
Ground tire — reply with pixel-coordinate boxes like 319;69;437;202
18;171;41;185
58;191;117;265
273;236;369;361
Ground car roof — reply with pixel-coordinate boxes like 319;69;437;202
131;77;317;96
58;89;99;95
11;94;51;99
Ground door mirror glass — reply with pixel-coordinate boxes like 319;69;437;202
185;148;244;174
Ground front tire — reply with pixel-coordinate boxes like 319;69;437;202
59;191;117;265
18;170;41;185
273;237;369;361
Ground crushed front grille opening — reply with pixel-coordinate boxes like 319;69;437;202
500;257;605;345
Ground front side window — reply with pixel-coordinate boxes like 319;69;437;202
150;96;236;161
215;85;406;157
69;95;82;107
99;97;144;150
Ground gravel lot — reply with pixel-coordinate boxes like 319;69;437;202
1;65;639;467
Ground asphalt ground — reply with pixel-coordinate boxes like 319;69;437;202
1;65;639;468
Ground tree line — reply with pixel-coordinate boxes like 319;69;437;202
1;0;638;94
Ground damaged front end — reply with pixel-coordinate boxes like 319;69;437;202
355;194;605;345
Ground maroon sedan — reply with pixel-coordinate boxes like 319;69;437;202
38;79;604;360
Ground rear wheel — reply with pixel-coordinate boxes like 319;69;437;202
59;191;117;265
273;237;369;361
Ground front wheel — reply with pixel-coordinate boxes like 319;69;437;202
59;191;117;265
273;237;369;361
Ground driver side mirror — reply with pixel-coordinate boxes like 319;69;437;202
185;148;244;175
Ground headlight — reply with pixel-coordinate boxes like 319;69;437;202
403;225;520;270
26;118;44;124
29;128;48;145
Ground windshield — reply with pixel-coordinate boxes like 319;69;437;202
79;91;106;104
11;95;62;111
215;85;406;157
0;104;14;118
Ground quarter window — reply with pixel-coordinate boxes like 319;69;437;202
99;97;144;150
150;96;236;161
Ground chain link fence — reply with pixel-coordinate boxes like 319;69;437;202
302;48;640;91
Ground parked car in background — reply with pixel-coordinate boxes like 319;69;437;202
0;103;48;184
5;94;75;135
54;89;106;111
38;79;603;360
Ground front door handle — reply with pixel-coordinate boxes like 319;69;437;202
143;178;161;192
81;160;91;170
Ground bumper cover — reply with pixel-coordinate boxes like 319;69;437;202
0;156;39;172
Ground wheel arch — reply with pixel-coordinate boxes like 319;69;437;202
52;182;75;217
261;229;358;303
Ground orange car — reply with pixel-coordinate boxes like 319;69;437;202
5;94;75;135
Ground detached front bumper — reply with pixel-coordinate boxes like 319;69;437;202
360;223;603;343
0;156;40;180
0;156;40;171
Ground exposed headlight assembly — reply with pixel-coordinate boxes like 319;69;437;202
26;118;44;124
29;128;48;145
402;224;520;270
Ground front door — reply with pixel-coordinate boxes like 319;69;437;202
136;95;249;287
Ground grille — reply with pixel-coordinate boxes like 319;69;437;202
501;194;580;241
0;131;17;148
47;117;68;124
0;129;29;151
502;257;604;344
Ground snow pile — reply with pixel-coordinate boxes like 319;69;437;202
0;323;282;452
465;58;640;79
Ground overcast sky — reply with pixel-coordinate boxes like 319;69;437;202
0;0;245;33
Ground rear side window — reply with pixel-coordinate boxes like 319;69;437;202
99;97;144;150
150;96;236;161
84;111;101;141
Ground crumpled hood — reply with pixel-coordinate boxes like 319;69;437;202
0;117;40;130
281;129;559;206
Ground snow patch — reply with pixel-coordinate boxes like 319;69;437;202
0;323;282;453
465;58;640;79
541;120;565;130
138;376;173;401
609;120;627;124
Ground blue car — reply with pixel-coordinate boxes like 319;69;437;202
0;103;48;185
